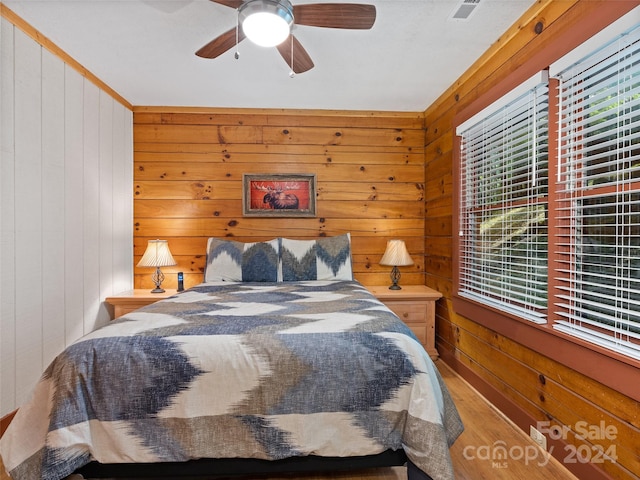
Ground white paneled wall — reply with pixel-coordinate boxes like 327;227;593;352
0;17;133;415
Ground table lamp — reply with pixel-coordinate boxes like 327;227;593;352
137;239;177;293
379;239;414;290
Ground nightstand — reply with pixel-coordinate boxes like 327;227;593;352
367;285;442;360
105;289;178;319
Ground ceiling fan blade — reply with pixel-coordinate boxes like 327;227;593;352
277;35;314;74
209;0;243;8
293;3;376;29
196;27;245;59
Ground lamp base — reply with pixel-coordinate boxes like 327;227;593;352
388;266;402;290
150;267;166;294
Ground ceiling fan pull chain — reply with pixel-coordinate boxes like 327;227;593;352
289;35;295;77
234;12;240;60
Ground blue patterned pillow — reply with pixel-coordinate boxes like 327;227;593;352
205;238;280;282
281;233;353;281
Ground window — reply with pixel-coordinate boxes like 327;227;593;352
458;76;549;324
456;20;640;360
553;24;640;358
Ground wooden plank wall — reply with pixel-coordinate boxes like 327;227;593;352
133;109;426;290
423;1;639;480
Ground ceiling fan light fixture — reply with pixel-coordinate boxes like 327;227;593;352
239;0;294;48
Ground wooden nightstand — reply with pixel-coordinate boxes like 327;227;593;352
105;289;178;319
367;285;442;360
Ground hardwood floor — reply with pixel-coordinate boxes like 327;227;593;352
0;360;578;480
436;360;577;480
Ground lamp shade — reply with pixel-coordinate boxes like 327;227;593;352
379;240;414;267
137;240;177;268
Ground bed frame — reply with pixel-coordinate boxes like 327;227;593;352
75;450;434;479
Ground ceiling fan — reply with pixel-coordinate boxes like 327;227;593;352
195;0;376;74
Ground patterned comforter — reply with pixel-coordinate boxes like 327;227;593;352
0;281;463;480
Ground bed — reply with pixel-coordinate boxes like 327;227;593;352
0;234;463;480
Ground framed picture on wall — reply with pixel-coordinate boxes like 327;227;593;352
243;174;317;217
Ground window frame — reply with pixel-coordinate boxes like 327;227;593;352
456;74;550;325
451;5;640;401
550;24;640;358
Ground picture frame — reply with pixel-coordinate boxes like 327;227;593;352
242;174;317;217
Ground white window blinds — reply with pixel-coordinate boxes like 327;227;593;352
458;79;549;323
553;24;640;359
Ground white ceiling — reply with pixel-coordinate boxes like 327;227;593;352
3;0;537;111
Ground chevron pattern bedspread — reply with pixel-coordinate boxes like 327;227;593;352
0;281;463;480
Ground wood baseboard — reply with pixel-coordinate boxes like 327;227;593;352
438;348;611;480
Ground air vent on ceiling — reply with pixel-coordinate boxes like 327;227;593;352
449;0;481;21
